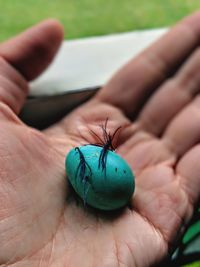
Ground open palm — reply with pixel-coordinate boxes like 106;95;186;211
0;13;200;267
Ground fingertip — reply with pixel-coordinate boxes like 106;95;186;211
179;9;200;33
0;18;65;81
35;18;65;42
182;9;200;23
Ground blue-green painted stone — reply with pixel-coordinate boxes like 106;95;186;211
65;145;135;210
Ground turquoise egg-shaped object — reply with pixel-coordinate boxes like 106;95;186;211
65;145;135;210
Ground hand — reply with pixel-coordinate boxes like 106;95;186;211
0;12;200;267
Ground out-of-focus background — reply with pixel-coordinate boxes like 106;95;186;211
0;0;200;41
0;1;200;266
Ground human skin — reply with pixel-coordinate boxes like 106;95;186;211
0;11;200;267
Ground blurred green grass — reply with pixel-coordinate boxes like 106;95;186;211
0;0;200;41
184;262;200;267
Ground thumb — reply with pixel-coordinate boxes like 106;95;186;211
0;20;63;115
0;19;64;81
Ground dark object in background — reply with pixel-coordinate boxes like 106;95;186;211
20;87;98;129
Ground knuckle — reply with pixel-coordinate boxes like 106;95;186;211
0;101;20;122
0;56;9;69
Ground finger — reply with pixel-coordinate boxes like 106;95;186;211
0;58;28;114
97;11;200;118
0;19;63;115
176;144;200;206
163;96;200;157
138;48;200;135
0;19;64;81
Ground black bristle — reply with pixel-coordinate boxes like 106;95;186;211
75;147;92;204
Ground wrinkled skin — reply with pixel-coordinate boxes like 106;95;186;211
0;12;200;267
